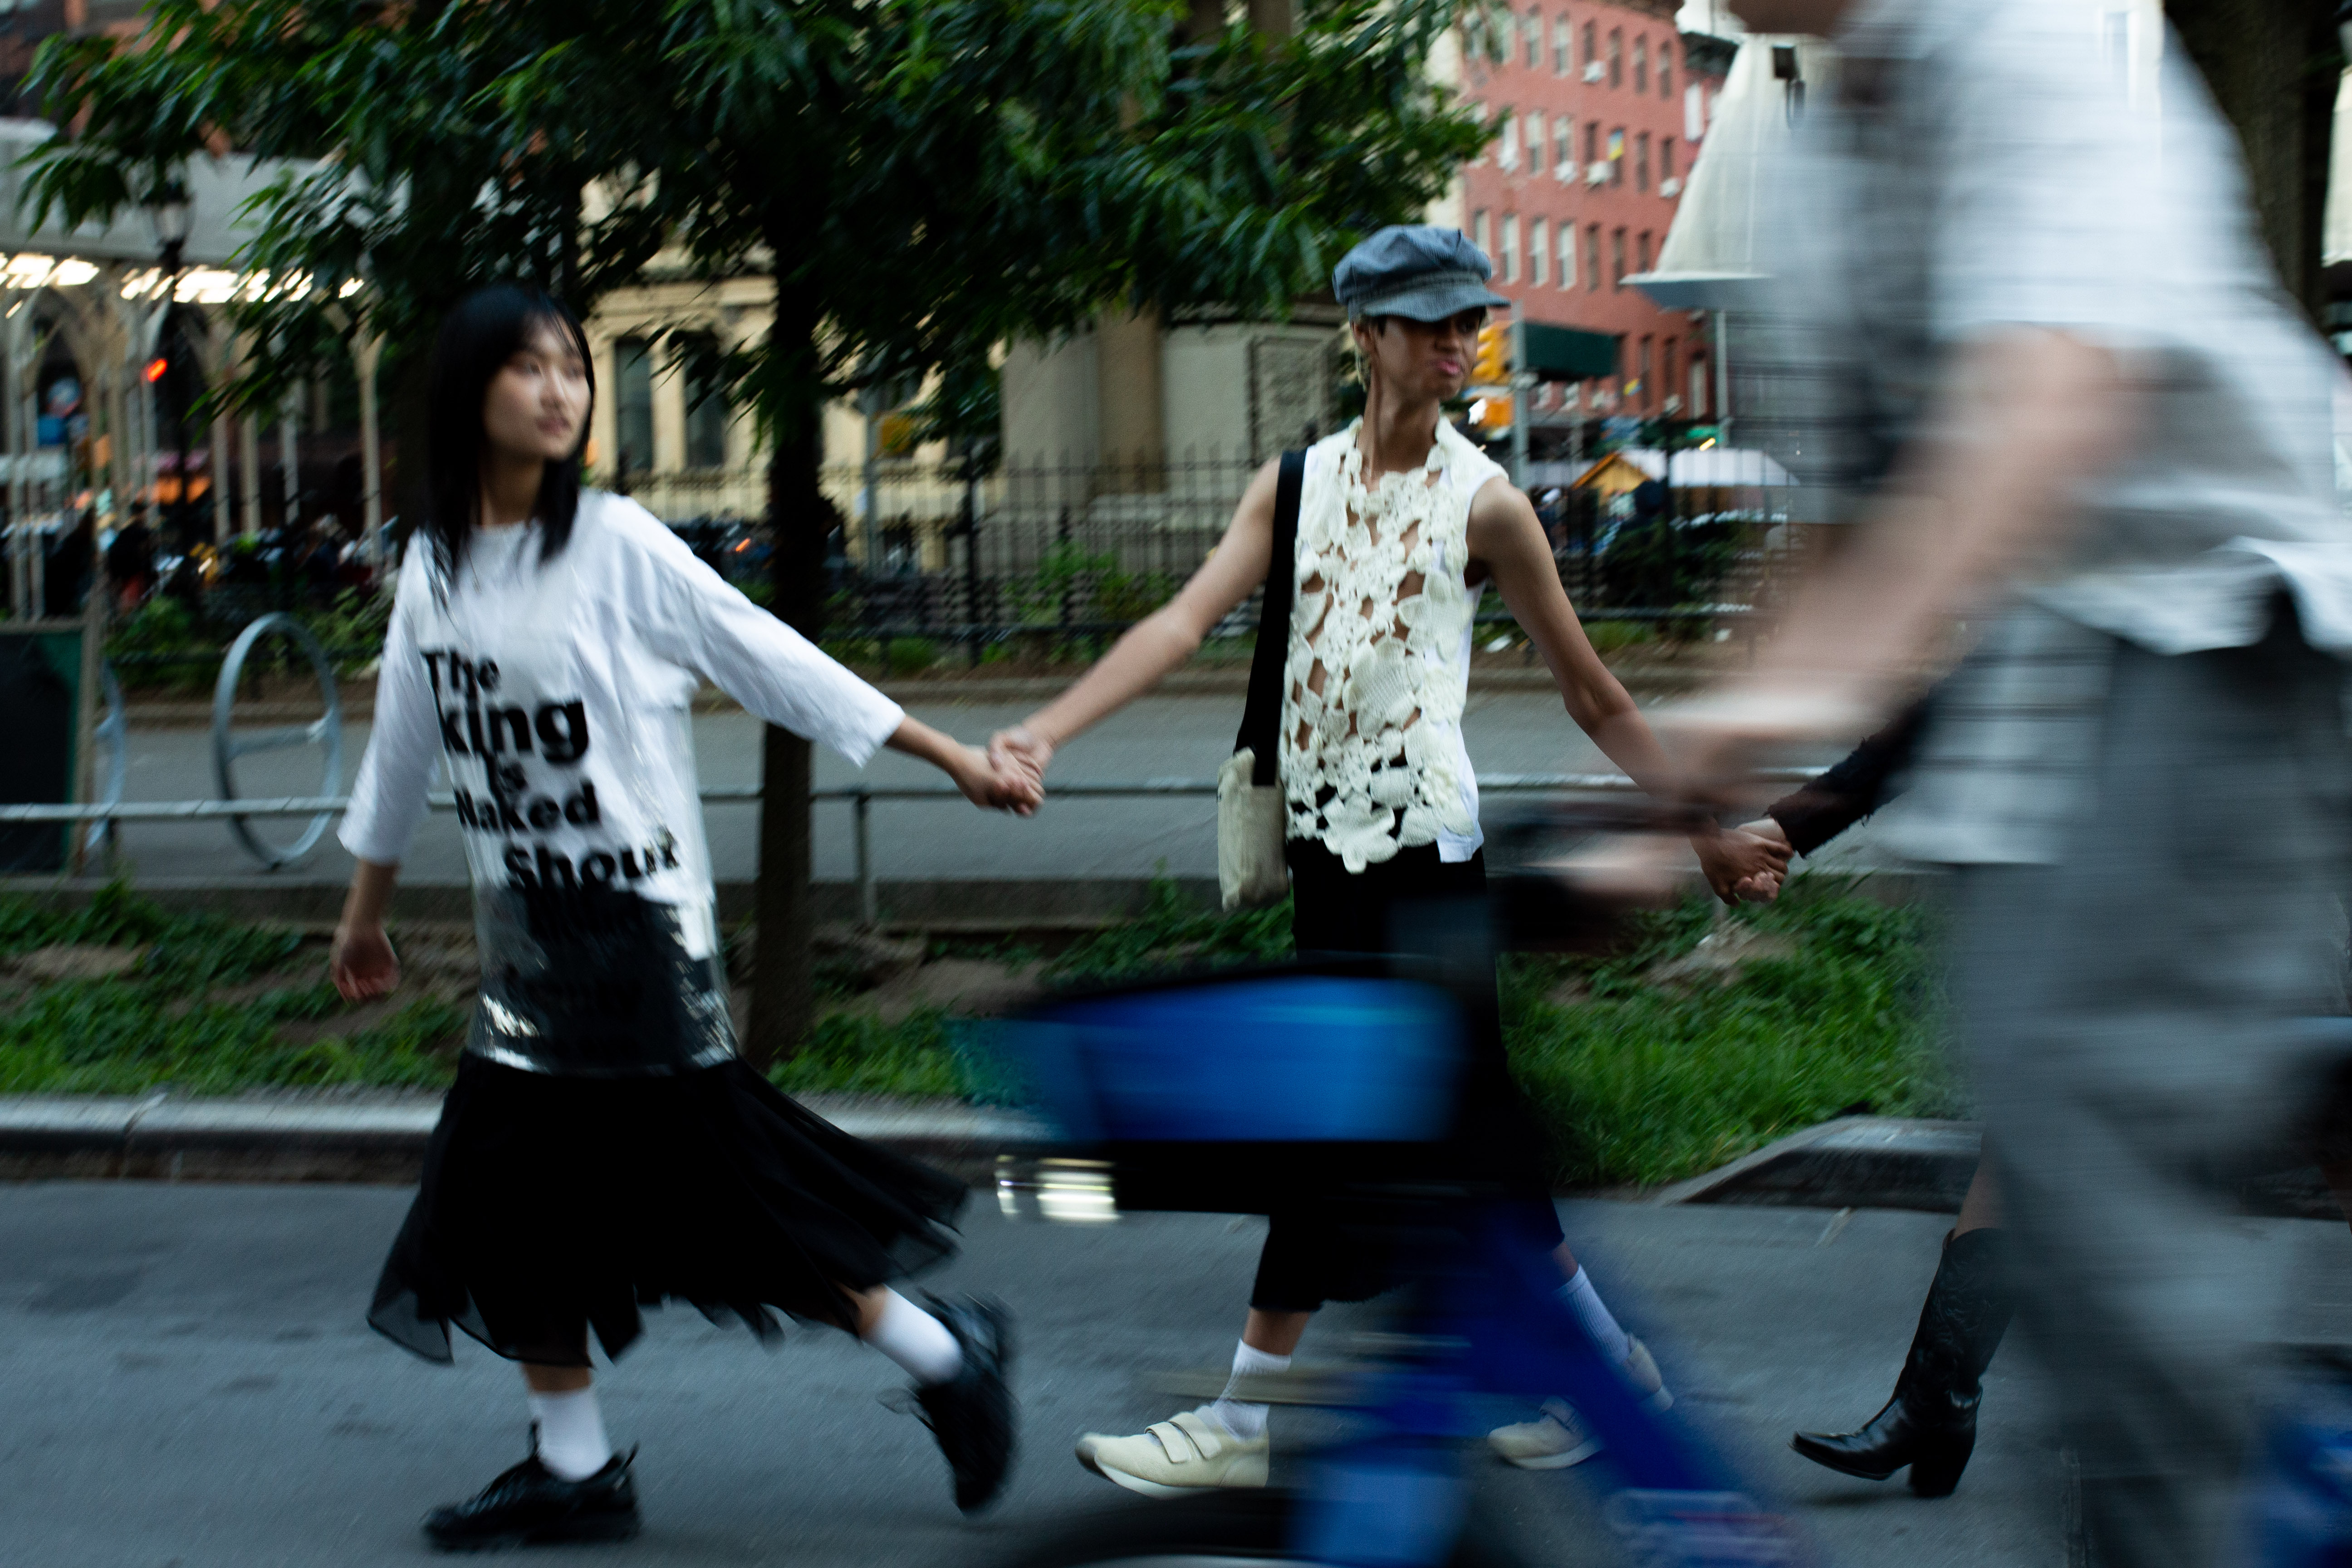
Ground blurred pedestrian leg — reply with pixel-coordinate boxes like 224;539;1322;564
1957;610;2351;1568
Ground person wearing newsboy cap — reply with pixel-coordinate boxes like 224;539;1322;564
985;226;1790;1494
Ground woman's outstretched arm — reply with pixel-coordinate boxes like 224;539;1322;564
991;456;1284;781
1469;477;1789;902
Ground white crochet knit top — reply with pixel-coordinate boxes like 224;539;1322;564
1279;418;1505;872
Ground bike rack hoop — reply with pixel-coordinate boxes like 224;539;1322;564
211;612;346;870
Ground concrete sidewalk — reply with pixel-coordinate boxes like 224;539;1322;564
0;1180;2200;1568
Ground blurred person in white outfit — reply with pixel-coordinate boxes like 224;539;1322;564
1670;3;2352;1563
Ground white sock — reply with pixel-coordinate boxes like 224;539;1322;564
862;1289;964;1385
528;1387;613;1482
1559;1267;1632;1367
1200;1339;1289;1442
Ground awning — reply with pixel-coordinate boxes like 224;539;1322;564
1520;321;1619;381
1626;34;1837;311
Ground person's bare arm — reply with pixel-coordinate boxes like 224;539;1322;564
1671;330;2130;789
1471;480;1788;901
330;859;402;1001
993;457;1283;775
1470;479;1679;793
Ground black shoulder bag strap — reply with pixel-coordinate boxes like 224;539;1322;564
1235;449;1306;788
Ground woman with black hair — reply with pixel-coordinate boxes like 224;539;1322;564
332;284;1030;1549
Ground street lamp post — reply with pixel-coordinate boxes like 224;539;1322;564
143;180;193;552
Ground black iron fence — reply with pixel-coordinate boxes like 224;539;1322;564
74;447;1803;687
814;451;1800;665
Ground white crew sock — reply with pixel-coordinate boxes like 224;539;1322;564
1200;1339;1290;1443
1559;1267;1632;1367
862;1289;965;1386
528;1387;613;1482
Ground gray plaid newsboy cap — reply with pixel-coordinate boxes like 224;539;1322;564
1332;225;1509;322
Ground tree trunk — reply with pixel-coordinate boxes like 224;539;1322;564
2165;0;2338;323
744;293;830;1068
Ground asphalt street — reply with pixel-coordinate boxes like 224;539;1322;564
10;1181;2329;1568
103;691;1886;887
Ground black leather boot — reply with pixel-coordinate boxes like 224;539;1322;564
1790;1228;2014;1498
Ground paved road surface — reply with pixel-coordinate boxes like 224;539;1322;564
102;693;1884;887
15;1181;2337;1567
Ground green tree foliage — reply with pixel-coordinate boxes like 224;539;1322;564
21;0;1487;1057
22;0;1484;429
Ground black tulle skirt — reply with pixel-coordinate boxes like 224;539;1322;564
369;1054;967;1366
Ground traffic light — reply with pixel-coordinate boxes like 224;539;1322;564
142;357;167;384
1471;321;1510;388
1469;392;1514;435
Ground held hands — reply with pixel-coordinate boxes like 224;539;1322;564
986;725;1053;814
947;741;1044;814
884;716;1042;814
329;922;401;1003
1691;821;1792;906
1726;818;1792;903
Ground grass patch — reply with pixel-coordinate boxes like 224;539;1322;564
0;883;468;1094
0;880;1955;1191
1504;879;1960;1189
768;1009;967;1099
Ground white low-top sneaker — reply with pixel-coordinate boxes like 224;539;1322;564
1486;1336;1674;1470
1076;1409;1270;1497
1487;1397;1604;1470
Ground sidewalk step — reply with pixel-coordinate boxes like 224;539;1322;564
1652;1113;2345;1221
0;1092;1048;1186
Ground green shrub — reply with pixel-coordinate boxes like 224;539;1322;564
884;637;938;676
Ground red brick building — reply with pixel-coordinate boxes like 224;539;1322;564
1441;2;1730;425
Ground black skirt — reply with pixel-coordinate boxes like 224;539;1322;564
369;1055;967;1366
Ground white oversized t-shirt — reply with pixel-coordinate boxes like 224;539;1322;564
340;492;904;954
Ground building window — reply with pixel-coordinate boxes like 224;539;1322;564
1586;225;1601;292
1611;228;1626;290
1635;132;1650;191
1633;36;1647;93
1530;218;1548;285
683;338;729;469
1607;29;1621;87
1662;137;1676;182
1558;220;1575;288
1583;121;1599;168
1582;20;1596;71
1553;13;1568;74
1638;337;1653;407
1502;214;1520;282
1608;127;1624;185
1526;112;1545;169
1659;39;1673;98
1525;8;1540;68
1473;210;1491;260
1662;340;1678;412
1690;354;1709;416
1554;120;1572;179
1637;230;1652;273
615;337;655;476
1501;112;1521;170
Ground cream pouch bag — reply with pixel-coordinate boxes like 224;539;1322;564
1217;449;1303;910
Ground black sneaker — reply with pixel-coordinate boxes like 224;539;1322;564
422;1439;641;1553
913;1294;1017;1514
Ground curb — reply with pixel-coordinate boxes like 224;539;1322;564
1651;1116;1981;1213
0;1092;1049;1187
1651;1114;2347;1221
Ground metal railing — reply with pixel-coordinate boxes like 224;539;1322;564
0;768;1825;926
